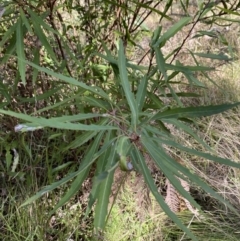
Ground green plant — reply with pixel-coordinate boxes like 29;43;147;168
1;1;240;240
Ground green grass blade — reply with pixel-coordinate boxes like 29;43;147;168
118;39;138;129
16;18;26;85
133;146;198;241
152;103;240;120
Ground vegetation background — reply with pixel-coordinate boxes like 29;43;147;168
1;0;240;240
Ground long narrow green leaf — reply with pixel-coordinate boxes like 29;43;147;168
51;162;73;174
97;52;148;71
20;8;32;34
180;0;189;15
143;123;171;138
16;86;62;102
163;119;211;151
62;118;109;152
50;130;106;214
82;96;112;110
165;63;214;72
194;52;231;60
160;0;173;21
118;39;138;129
136;75;148;112
154;47;167;81
36;93;83;113
24;60;110;99
1;32;16;64
141;136;201;211
161;92;200;98
135;2;171;19
21;131;106;208
146;91;164;109
133;146;198;241
26;7;59;35
64;131;98;151
159;138;240;169
17;87;62;103
116;136;132;171
116;136;131;157
51;113;106;122
153;17;191;47
150;26;162;47
86;131;113;217
94;144;117;229
20;171;79;207
184;72;205;87
0;20;17;48
152;103;240;120
50;166;91;215
16;18;26;85
32;48;40;85
28;10;58;63
166;83;183;106
0;109;116;131
32;20;57;63
0;80;11;103
150;137;240;216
